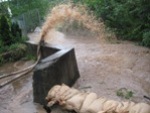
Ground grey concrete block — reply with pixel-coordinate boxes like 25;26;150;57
26;41;60;58
26;41;80;104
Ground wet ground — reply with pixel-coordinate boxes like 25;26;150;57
0;29;150;113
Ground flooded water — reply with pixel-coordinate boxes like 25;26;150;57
1;3;147;112
29;29;150;105
0;30;150;113
0;61;45;113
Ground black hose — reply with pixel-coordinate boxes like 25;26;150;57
43;105;52;113
144;95;150;101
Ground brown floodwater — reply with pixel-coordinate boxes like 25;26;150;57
0;30;150;113
0;61;45;113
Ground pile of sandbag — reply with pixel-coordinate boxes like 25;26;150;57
46;84;150;113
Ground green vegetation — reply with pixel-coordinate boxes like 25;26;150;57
0;1;9;17
0;15;23;46
116;88;134;99
1;0;149;65
9;0;50;18
74;0;150;47
8;0;52;34
0;15;27;65
0;0;50;65
0;43;27;65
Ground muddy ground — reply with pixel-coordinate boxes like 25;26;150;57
0;29;150;113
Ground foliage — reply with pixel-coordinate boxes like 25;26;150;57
5;0;51;34
9;0;50;18
74;0;150;47
0;15;27;65
0;15;24;46
11;22;22;42
0;1;9;17
45;0;73;16
116;88;134;99
0;15;12;45
142;32;150;47
0;43;27;65
24;54;36;61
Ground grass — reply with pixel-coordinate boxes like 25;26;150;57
0;42;38;66
116;88;134;99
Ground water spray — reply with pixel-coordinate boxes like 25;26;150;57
0;3;104;88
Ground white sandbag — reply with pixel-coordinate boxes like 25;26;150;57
46;84;150;113
88;98;107;113
66;93;88;111
55;84;70;99
129;103;150;113
63;88;80;100
102;100;120;112
116;101;135;113
80;92;98;113
46;85;61;100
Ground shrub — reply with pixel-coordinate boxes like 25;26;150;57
75;0;150;47
0;15;24;45
0;43;27;65
116;88;134;99
0;15;27;65
142;32;150;47
11;22;22;43
0;15;12;46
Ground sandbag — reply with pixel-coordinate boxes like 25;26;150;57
46;84;150;113
80;92;98;113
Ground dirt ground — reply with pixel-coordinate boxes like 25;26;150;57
0;29;150;113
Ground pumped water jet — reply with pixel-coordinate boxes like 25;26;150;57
40;3;106;43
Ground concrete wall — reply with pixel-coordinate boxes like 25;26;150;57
26;41;60;58
26;41;80;104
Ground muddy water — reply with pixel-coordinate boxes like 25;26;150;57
0;30;150;113
0;76;46;113
0;61;45;113
29;30;150;104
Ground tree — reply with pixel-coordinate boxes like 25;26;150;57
9;0;50;17
79;0;150;47
0;1;9;17
0;15;12;45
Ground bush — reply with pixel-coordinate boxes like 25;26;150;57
0;15;24;45
75;0;150;47
0;43;27;65
0;15;12;46
0;15;27;65
11;22;22;43
142;32;150;47
9;0;50;18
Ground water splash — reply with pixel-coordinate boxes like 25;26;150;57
41;3;105;42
